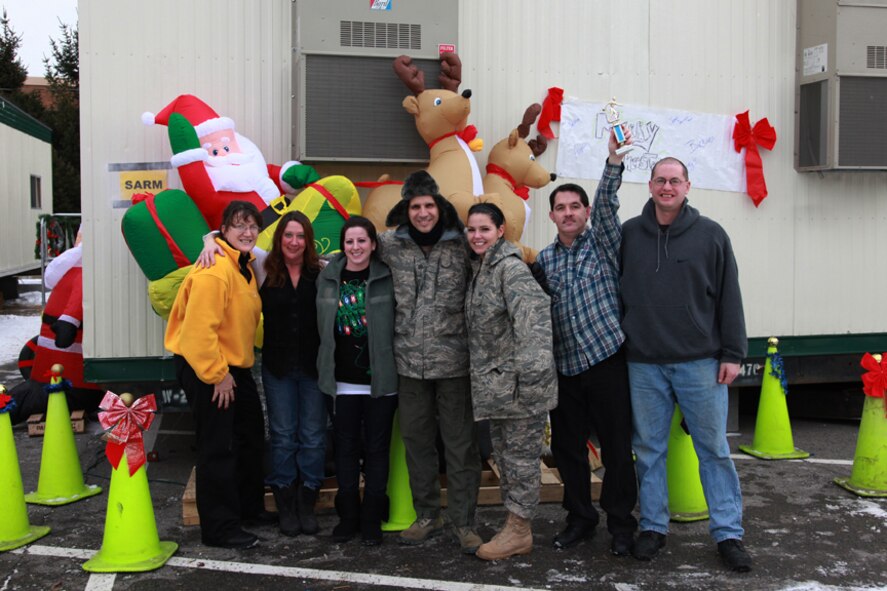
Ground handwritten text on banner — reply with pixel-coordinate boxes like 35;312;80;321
556;99;745;193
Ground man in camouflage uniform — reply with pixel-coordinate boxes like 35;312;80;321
463;201;557;560
536;129;639;556
378;170;482;554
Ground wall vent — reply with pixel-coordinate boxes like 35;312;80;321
867;45;887;69
340;21;420;50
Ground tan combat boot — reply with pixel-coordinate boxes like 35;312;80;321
475;511;532;560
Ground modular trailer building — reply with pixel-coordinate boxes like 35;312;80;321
79;0;887;392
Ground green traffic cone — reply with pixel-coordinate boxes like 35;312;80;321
83;452;177;572
0;389;51;552
667;406;709;522
739;338;810;460
25;366;102;506
834;362;887;497
382;410;416;531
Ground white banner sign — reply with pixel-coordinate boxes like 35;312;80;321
556;99;745;193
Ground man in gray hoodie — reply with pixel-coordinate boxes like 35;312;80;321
620;157;751;573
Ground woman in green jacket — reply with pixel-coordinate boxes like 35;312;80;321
316;216;398;545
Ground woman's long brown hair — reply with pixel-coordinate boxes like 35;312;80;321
263;211;321;287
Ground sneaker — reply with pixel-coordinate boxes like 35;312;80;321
453;526;482;554
610;532;634;556
631;530;666;561
718;538;752;572
398;516;444;545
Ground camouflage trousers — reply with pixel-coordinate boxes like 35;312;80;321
489;415;547;519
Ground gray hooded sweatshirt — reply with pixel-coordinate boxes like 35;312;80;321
620;198;747;365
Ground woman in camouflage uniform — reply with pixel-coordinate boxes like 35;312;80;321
464;202;557;560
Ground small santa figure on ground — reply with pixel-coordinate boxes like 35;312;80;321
142;94;318;229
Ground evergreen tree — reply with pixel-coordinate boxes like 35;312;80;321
0;9;44;118
42;20;80;213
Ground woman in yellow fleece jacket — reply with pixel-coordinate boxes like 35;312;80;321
165;201;265;550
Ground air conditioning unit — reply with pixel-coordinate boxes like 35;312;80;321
292;0;459;162
794;0;887;171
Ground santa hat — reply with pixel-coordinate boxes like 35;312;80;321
141;94;235;138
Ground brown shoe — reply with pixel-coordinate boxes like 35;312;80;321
453;526;482;554
476;512;532;560
398;516;444;545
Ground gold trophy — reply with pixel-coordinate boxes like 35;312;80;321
603;97;633;155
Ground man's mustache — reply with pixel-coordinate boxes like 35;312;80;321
206;151;254;167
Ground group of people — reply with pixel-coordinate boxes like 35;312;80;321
164;127;752;573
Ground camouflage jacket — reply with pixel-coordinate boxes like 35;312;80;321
465;239;557;420
378;225;471;380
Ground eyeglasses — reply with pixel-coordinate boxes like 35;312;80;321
652;177;686;187
231;224;260;233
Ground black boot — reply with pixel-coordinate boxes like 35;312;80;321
272;485;301;537
360;493;389;546
298;485;319;535
331;490;361;543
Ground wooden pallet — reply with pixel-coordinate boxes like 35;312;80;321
182;457;601;527
26;410;86;436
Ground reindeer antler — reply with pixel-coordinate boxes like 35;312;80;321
517;104;543;139
528;134;548;158
393;55;425;96
438;52;462;93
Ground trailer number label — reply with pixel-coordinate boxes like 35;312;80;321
738;362;763;378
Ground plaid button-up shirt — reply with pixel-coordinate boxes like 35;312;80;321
537;162;624;377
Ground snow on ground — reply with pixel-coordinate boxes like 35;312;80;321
0;314;42;362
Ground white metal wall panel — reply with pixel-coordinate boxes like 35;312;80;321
0;125;52;275
461;0;887;339
81;0;886;364
80;0;292;359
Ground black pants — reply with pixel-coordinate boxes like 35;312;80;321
175;355;265;543
333;394;398;498
550;347;638;535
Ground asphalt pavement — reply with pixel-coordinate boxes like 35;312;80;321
1;292;885;591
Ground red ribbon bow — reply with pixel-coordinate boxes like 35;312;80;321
0;391;11;410
99;392;157;476
860;353;887;416
732;110;777;207
485;163;530;200
428;124;479;149
538;87;564;140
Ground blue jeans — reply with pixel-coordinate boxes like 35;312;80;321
628;358;744;542
262;365;327;490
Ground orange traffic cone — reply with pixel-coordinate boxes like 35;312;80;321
25;365;102;505
0;386;51;551
83;392;177;572
667;406;709;522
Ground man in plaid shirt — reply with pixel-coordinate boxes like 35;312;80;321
536;129;638;557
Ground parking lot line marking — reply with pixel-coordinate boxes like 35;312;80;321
19;545;549;591
84;574;116;591
731;454;852;465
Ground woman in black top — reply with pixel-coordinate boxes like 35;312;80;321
260;211;325;537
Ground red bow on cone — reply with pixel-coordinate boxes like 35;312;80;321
99;392;157;476
538;87;564;140
860;353;887;416
733;110;777;207
0;391;12;411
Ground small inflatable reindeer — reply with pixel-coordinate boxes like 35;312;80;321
482;104;557;262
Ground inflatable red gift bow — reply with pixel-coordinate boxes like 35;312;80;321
99;392;157;476
733;110;777;208
860;353;887;417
